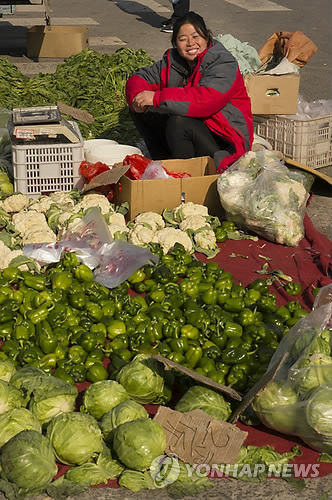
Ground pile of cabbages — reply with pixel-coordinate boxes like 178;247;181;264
253;285;332;454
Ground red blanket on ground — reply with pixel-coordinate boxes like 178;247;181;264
51;215;332;483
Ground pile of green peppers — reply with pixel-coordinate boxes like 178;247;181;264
0;244;308;393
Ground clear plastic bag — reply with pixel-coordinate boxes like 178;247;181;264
93;240;158;288
24;208;159;287
217;150;310;246
140;161;170;180
252;287;332;453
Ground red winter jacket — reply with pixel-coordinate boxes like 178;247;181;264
126;40;253;172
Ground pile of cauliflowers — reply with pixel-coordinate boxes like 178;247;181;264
0;191;221;270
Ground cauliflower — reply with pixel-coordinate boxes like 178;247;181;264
108;224;129;239
179;215;209;232
194;228;217;250
1;194;30;213
108;212;126;227
58;210;75;226
174;202;209;221
75;194;110;215
153;227;193;254
134;212;165;231
0;241;13;269
128;224;155;247
22;230;57;245
28;192;75;213
274;178;308;210
12;212;47;235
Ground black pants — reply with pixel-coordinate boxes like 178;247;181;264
171;0;190;22
130;109;234;161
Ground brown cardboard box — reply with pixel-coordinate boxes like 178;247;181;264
27;26;89;59
113;156;222;221
245;74;300;115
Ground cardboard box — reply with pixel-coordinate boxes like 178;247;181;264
113;156;222;221
27;26;89;59
244;74;300;115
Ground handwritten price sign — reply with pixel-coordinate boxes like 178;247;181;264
154;407;248;466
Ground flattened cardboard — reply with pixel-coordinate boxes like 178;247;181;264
229;352;289;424
154;407;248;465
27;26;89;59
57;102;95;124
81;165;129;193
152;354;242;401
113;156;222;221
285;158;332;185
245;75;300;115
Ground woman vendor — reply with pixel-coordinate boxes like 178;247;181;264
126;11;253;173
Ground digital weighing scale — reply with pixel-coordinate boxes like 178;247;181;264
9;105;81;143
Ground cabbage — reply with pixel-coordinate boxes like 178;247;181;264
0;430;57;496
305;386;332;438
112;418;166;471
46;412;103;465
118;469;157;492
0;407;41;448
82;380;130;420
252;380;299;435
0;379;23;414
10;366;49;404
293;354;332;398
28;376;78;425
116;354;164;404
175;385;232;421
99;399;148;444
0;359;16;382
64;445;123;485
290;328;331;361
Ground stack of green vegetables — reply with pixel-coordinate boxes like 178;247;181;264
253;301;332;455
0;48;153;143
0;353;306;498
0;245;307;392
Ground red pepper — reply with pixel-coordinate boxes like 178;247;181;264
79;161;110;181
123;154;151;179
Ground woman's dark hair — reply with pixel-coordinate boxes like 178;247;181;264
171;11;212;47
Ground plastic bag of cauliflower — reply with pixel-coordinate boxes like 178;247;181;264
217;150;311;246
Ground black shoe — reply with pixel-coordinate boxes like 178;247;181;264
160;18;172;28
161;21;174;33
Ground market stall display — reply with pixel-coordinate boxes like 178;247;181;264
0;39;331;500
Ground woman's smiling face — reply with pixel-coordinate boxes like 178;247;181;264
175;23;208;62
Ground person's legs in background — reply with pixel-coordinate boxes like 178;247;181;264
165;115;234;159
161;0;190;33
129;109;171;160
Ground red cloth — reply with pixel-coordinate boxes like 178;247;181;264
43;216;332;485
197;214;332;311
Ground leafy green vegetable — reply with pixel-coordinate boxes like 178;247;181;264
0;48;154;143
293;354;332;398
0;430;57;497
64;445;123;485
82;379;130;420
118;469;157;492
0;408;41;448
252;380;299;435
175;385;232;421
0;379;23;415
99;399;148;444
116;354;164;404
27;376;78;425
46;412;103;465
318;452;332;462
46;477;89;499
0;359;16;383
112;418;166;471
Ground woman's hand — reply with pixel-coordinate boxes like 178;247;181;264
132;91;155;112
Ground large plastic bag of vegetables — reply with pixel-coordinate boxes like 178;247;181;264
217;150;312;246
252;285;332;453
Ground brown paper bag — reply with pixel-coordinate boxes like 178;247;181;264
259;31;318;67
